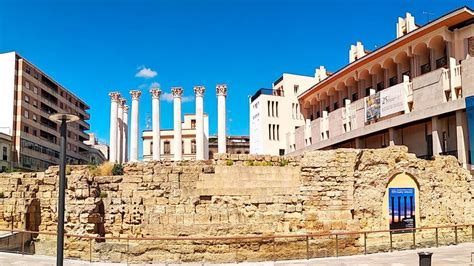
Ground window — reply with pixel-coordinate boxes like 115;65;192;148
34;72;39;79
32;114;37;122
2;147;7;161
294;85;299;95
365;87;372;96
279;149;285;156
275;102;279;117
25;67;31;74
469;37;474;57
150;142;153;155
334;102;339;110
33;129;37;136
191;139;196;154
33;100;37;107
271;101;274;117
267;101;271;117
268;124;272;140
164;141;171;154
276;125;280;141
191;119;196;129
352;93;358;102
25;95;30;103
24;126;29;133
292;103;295;119
33;87;38;94
24;110;29;118
25;81;30;89
182;141;184;154
272;124;276;140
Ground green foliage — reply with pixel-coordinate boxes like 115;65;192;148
225;160;234;166
244;160;254;166
279;159;289;167
112;164;124;176
99;191;108;198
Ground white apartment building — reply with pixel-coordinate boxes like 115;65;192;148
142;114;209;160
0;51;91;171
289;7;474;168
250;72;326;155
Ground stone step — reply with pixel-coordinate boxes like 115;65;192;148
196;180;299;189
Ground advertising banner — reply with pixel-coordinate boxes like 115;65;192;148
389;188;415;232
365;84;405;122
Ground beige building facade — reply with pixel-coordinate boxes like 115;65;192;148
0;52;91;171
142;114;209;160
289;7;474;168
0;133;12;172
249;73;322;155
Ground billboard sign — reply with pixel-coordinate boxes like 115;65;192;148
389;187;415;232
365;84;405;122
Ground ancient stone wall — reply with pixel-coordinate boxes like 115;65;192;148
0;146;472;263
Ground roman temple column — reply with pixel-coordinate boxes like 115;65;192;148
117;98;125;163
130;90;142;162
108;92;121;162
150;87;162;161
123;105;129;162
172;87;183;161
216;84;227;154
194;86;205;160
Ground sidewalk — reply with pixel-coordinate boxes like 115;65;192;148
0;243;472;265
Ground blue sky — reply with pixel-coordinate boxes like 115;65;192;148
0;0;471;155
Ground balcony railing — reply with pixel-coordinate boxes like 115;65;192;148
251;88;284;103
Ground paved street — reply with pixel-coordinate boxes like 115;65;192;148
0;243;473;265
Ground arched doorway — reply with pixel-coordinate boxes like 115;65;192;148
382;173;420;230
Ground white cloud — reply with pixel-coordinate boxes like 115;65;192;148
161;92;194;103
149;82;160;88
135;66;157;79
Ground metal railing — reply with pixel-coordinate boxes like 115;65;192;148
0;223;472;263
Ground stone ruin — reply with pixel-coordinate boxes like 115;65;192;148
0;146;472;263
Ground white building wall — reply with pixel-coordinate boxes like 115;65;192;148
249;73;317;155
0;52;16;135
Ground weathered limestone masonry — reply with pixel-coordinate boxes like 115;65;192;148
0;146;472;263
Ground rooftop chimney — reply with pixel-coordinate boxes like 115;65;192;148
397;12;418;38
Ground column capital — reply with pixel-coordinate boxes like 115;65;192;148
119;98;126;107
123;105;129;112
171;87;183;98
109;92;121;102
130;90;142;100
216;84;227;96
150;87;162;99
194;86;205;97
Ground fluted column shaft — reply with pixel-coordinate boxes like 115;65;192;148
130;90;141;162
117;99;125;163
123;105;129;162
194;86;205;160
216;84;227;153
109;92;121;162
150;88;162;161
172;87;183;161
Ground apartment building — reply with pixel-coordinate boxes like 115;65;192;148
208;135;250;158
0;51;91;171
142;114;209;160
83;133;108;164
289;7;474;168
250;72;327;155
0;133;12;172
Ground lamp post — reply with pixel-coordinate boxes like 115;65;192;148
49;113;80;266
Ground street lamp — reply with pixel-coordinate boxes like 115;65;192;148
49;113;80;266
